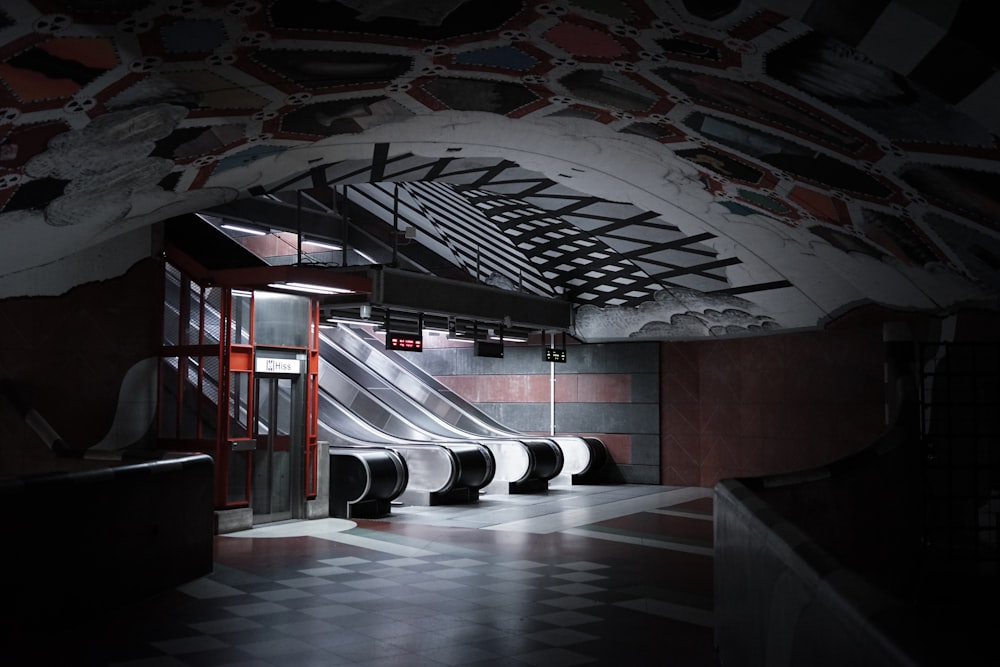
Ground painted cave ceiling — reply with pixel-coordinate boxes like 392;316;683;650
0;0;998;342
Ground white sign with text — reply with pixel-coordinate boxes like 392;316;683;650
255;356;302;374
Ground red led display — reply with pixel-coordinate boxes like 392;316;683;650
387;333;422;351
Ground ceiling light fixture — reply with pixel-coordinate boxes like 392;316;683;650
268;282;354;295
325;316;369;326
303;240;341;251
221;223;268;236
490;334;529;343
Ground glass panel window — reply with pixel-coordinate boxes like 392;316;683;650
204;287;222;345
162;265;181;345
227;451;249;505
179;356;197;438
229;372;250;439
231;290;253;345
186;280;202;346
253;291;310;347
159;356;180;438
200;355;220;439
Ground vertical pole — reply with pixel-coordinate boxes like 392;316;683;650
341;185;349;268
196;284;205;439
296;189;303;265
549;331;555;436
392;183;399;267
217;287;232;508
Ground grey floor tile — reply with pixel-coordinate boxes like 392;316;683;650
298;602;363;619
150;635;229;655
252;587;314;601
80;484;720;667
187;617;263;634
222;601;290;617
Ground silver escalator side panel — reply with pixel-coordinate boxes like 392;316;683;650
328;326;602;477
321;336;483;440
319;337;535;484
332;326;514;432
320;418;458;495
317;366;494;492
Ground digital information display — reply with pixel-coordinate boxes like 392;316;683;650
544;347;567;363
387;333;423;351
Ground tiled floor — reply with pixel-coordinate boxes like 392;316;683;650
28;483;721;666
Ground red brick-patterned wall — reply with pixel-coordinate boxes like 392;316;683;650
661;321;888;487
440;373;633;403
437;372;641;467
423;337;662;484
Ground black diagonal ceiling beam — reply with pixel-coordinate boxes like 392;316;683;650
247;144;752;310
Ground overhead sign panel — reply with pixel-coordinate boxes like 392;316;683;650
371;267;571;331
475;340;504;358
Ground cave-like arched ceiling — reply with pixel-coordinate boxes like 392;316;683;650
1;0;998;341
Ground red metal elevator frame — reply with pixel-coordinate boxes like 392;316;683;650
158;260;324;511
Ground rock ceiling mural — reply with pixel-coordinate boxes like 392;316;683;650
0;0;997;341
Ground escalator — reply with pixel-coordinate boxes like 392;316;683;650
326;324;610;482
318;334;563;492
316;372;495;504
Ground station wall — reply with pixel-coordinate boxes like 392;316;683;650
413;338;662;484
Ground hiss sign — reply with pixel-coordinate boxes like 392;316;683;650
255;356;302;375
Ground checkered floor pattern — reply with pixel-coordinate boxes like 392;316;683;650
19;484;719;666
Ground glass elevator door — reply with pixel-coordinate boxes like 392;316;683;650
252;376;295;523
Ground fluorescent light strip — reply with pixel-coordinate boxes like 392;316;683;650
221;223;268;236
268;282;354;295
325;316;370;325
303;240;342;251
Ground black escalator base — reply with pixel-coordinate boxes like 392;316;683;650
571;461;613;484
490;478;549;495
398;486;479;507
432;486;479;505
331;497;392;519
571;437;614;484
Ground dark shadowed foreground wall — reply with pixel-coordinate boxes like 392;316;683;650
0;259;162;474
